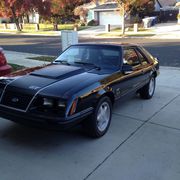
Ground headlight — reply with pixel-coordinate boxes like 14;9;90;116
43;98;54;107
42;98;66;109
57;101;66;108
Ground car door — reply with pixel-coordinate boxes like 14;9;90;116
119;47;145;96
135;47;153;86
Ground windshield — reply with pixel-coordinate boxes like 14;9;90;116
55;45;122;69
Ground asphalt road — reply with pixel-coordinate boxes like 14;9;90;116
0;34;180;67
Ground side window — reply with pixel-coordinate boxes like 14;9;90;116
136;49;149;65
123;48;141;67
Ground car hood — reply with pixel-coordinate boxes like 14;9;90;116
30;64;85;79
4;64;111;98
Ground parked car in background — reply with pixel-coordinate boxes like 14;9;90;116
0;44;159;138
0;47;11;76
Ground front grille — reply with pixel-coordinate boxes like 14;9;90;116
1;90;33;111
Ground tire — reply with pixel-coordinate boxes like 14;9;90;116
83;96;112;138
139;76;156;99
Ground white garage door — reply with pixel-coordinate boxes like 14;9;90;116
99;11;122;25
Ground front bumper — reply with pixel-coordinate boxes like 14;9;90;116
0;106;93;129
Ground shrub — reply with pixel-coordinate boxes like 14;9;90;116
87;20;98;26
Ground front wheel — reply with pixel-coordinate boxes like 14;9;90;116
83;96;112;138
139;76;156;99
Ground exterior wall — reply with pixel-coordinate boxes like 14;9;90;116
29;13;39;24
87;10;99;23
94;11;99;21
87;10;94;22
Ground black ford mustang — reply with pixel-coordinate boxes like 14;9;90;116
0;44;159;137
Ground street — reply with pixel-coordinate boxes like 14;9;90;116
0;34;180;67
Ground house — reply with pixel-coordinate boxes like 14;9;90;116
154;0;179;21
85;0;180;26
92;2;122;25
79;0;122;25
155;0;179;11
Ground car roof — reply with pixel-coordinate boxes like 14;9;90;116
71;43;138;48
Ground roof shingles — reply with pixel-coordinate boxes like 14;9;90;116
93;3;118;10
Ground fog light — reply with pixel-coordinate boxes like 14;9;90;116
43;98;53;107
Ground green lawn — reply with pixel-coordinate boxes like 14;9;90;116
28;56;56;62
9;63;26;72
0;23;89;34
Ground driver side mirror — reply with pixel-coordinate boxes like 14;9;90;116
122;64;133;74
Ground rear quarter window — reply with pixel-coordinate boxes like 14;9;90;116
139;47;155;63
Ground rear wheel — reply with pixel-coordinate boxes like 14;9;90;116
83;96;112;138
139;76;156;99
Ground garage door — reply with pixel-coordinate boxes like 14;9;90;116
99;11;122;25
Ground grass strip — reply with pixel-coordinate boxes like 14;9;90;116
9;63;26;72
27;56;56;62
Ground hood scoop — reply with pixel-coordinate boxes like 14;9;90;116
30;64;85;79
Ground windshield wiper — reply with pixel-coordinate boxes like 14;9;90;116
55;60;71;65
74;61;101;70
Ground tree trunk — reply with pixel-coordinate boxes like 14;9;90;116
27;14;29;23
53;17;58;31
10;6;21;31
121;3;125;35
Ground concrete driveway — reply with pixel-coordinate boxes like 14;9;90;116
0;66;180;180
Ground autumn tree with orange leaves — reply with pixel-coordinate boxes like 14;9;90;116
115;0;155;34
0;0;51;31
50;0;90;30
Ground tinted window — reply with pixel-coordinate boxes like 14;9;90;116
56;45;121;69
123;48;141;67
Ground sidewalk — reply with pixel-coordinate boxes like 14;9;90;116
150;22;180;39
78;22;180;39
4;50;50;67
1;22;180;39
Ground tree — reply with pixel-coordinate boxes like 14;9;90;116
50;0;89;30
0;0;23;31
74;6;88;24
115;0;155;35
130;0;155;18
0;0;51;31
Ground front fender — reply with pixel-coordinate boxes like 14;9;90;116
70;83;113;115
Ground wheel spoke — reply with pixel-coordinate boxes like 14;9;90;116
96;102;110;132
149;77;155;96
